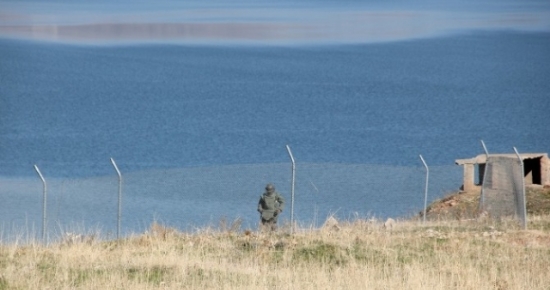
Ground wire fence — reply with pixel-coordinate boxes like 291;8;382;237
480;147;528;229
1;161;462;243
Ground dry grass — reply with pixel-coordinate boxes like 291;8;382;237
1;217;550;290
526;186;550;215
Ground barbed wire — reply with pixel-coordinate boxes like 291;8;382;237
0;162;461;242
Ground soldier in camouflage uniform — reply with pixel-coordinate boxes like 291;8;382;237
257;183;285;231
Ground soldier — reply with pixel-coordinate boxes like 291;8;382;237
257;183;285;231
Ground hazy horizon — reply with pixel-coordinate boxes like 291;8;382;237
1;0;550;45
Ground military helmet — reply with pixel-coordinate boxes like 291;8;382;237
265;183;275;192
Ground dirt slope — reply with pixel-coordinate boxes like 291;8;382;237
423;185;550;220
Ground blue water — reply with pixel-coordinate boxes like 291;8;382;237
1;0;550;237
1;32;550;177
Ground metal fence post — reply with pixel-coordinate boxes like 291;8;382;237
419;155;429;223
480;140;489;212
286;145;295;234
513;147;527;230
34;165;47;243
111;158;123;239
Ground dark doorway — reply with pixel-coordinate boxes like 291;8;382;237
524;158;542;185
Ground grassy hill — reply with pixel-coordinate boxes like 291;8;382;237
424;186;550;220
1;187;550;289
1;213;550;289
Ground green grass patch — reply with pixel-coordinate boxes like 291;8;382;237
0;276;9;290
69;268;105;286
36;252;58;278
126;265;174;285
293;240;346;265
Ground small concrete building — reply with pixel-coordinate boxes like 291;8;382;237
455;153;550;191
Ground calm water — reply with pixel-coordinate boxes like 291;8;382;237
1;0;550;237
1;33;549;177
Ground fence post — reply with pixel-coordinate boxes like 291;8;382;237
419;155;429;223
111;158;123;239
513;147;527;230
286;145;295;234
33;165;47;243
480;140;489;212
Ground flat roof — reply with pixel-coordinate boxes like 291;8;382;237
455;153;548;165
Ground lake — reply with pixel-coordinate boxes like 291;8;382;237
1;0;549;240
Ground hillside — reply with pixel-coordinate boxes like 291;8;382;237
1;215;550;289
424;185;550;220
